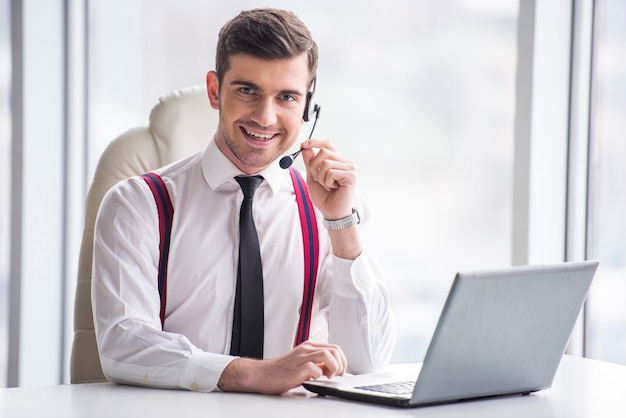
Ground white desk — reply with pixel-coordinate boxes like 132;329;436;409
1;356;625;417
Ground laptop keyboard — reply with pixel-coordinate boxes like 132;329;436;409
355;380;415;395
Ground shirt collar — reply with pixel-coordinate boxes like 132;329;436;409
202;135;285;195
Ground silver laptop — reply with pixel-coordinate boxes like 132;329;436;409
303;261;598;408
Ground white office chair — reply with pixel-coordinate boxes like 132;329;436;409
70;85;218;383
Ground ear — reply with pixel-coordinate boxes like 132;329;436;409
206;71;219;110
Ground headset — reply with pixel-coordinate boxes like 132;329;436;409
303;76;320;122
280;75;321;169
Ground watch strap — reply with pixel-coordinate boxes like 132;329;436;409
323;208;360;230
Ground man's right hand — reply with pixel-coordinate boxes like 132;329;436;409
217;341;348;395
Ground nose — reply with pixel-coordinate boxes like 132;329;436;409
250;98;278;127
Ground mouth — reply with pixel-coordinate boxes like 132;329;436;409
241;126;279;142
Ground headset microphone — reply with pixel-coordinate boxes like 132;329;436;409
279;103;320;169
280;77;321;170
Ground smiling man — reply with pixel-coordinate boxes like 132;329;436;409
92;8;396;395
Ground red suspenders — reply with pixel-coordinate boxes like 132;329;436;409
141;167;319;346
141;172;173;329
288;168;320;345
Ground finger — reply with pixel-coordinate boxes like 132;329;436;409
313;351;340;378
325;344;348;375
291;343;337;376
300;146;319;184
310;150;355;176
307;148;342;172
316;163;357;192
303;361;324;381
329;345;348;376
314;347;348;378
299;342;349;376
301;138;337;153
300;140;345;184
327;345;348;376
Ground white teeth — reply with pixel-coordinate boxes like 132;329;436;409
245;129;274;140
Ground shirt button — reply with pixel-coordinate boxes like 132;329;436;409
190;382;199;391
142;374;149;383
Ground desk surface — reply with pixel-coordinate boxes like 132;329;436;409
1;355;625;418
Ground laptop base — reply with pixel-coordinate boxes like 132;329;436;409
302;382;535;408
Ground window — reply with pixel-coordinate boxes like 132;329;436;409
585;0;626;364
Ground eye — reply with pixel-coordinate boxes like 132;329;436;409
239;87;254;95
279;94;296;102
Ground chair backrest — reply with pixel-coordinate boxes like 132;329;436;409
70;85;218;383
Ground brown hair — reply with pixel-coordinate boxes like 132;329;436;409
215;8;318;87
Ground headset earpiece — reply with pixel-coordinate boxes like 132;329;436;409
303;92;313;122
303;77;319;122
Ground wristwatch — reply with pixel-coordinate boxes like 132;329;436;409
323;208;361;230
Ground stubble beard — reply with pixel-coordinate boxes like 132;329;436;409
219;114;294;171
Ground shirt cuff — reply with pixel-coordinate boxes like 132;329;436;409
332;251;376;299
178;349;237;392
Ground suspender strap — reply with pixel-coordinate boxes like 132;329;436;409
141;173;174;329
140;169;319;344
289;168;320;345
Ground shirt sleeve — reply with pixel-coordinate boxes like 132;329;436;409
318;202;397;374
92;178;234;392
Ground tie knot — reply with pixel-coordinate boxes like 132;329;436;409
235;176;263;199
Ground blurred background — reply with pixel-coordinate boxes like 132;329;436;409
1;0;625;387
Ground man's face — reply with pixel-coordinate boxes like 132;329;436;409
207;53;310;175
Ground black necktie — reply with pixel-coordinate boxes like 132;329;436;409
230;176;264;359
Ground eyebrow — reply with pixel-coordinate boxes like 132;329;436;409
230;79;305;97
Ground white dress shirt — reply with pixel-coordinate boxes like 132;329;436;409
92;136;396;392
